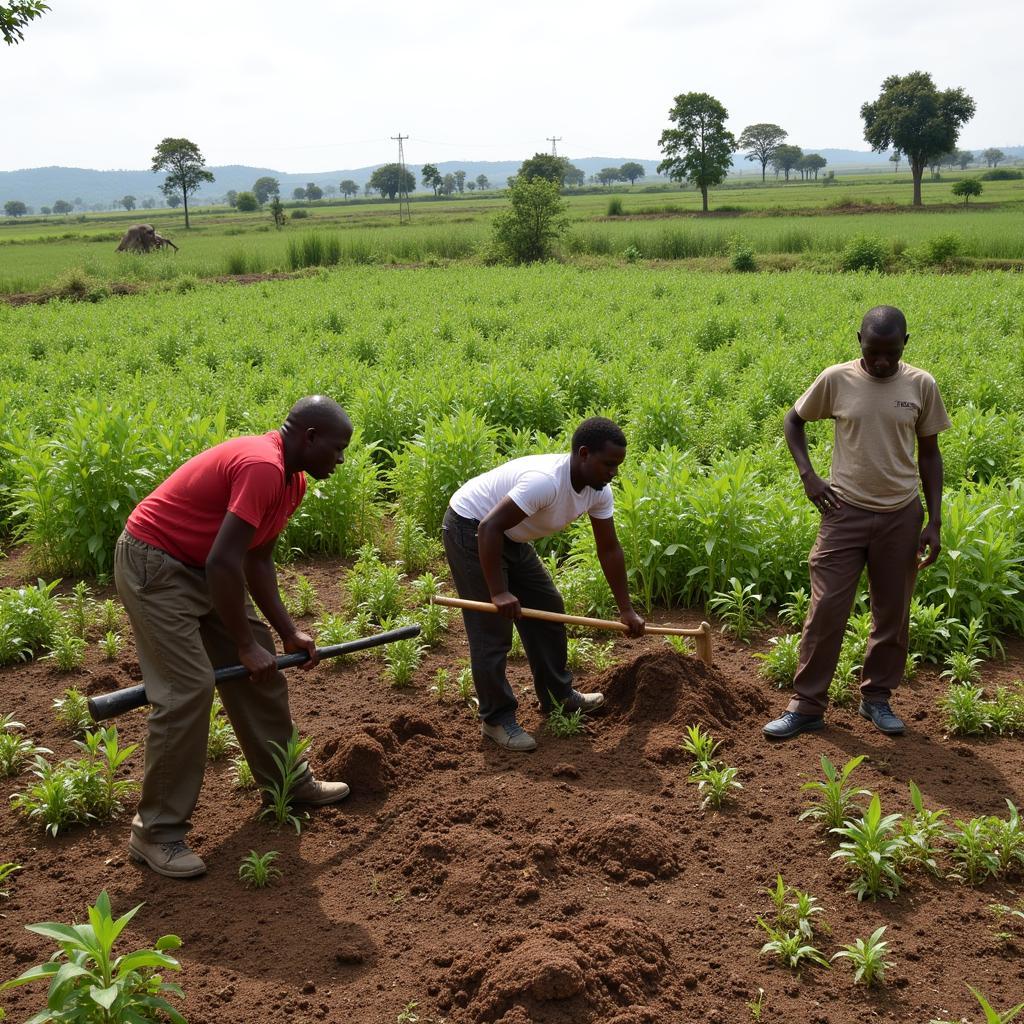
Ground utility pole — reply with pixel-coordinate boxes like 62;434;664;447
391;133;411;224
547;136;562;157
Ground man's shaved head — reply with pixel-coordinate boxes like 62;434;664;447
284;395;352;434
860;305;908;339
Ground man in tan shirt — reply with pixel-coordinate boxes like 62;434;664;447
764;305;951;740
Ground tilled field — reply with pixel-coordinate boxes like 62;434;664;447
2;562;1023;1024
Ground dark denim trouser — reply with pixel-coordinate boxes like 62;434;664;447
442;507;575;725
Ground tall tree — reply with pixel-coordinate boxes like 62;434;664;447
235;191;258;212
120;195;136;211
441;173;456;196
1;0;49;45
305;182;323;201
563;164;585;187
861;71;976;207
151;137;215;228
292;187;307;201
800;153;827;180
369;163;416;200
889;150;902;173
475;173;489;191
454;169;466;193
982;147;1005;168
340;179;359;199
252;176;280;204
421;163;442;195
771;144;803;181
3;200;27;217
737;123;787;182
52;199;72;215
619;161;645;185
518;153;570;184
657;92;736;212
955;150;974;170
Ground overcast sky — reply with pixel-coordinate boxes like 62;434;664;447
2;0;1020;173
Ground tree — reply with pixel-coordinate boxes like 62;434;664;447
441;173;456;196
1;0;49;45
141;198;156;210
466;181;477;191
619;161;645;186
252;176;280;204
236;191;258;212
324;185;338;197
4;200;27;217
293;187;307;201
269;196;286;228
151;137;215;228
40;205;51;216
518;153;570;184
454;170;466;194
737;123;788;182
225;190;238;207
861;71;976;207
120;195;136;211
982;148;1005;168
800;153;827;180
658;92;736;212
952;178;982;205
476;174;489;191
770;144;803;181
597;167;621;186
166;194;182;208
340;179;359;200
491;176;567;263
955;150;975;170
563;165;585;188
368;163;416;200
889;150;902;173
421;163;442;195
305;182;323;202
52;199;72;215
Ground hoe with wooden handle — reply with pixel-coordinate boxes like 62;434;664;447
431;595;713;667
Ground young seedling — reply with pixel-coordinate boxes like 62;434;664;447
53;687;92;734
780;588;810;627
45;630;87;672
663;634;694;656
0;862;21;898
800;755;871;831
989;901;1024;945
396;1001;420;1024
98;630;123;661
73;725;140;821
948;816;1000;885
941;650;983;686
747;987;766;1021
786;885;828;940
0;715;51;776
546;696;586;738
430;668;449;701
941;683;992;736
967;985;1024;1023
292;574;320;616
831;926;892;986
755;633;801;688
259;729;311;834
681;723;721;772
238;850;282;889
898;780;948;876
230;754;255;790
986;800;1024;877
827;654;859;707
384;634;425;688
65;580;94;640
97;598;122;634
207;698;238;761
708;577;763;642
455;664;478;709
0;890;184;1020
690;765;742;810
830;794;907;901
9;757;81;836
756;917;829;971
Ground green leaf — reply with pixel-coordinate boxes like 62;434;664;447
90;984;119;1009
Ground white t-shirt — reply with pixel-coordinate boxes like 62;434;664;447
449;454;614;543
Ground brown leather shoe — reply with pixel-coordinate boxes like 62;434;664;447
291;777;351;806
128;837;206;878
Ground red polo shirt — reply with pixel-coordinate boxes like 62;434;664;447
126;432;306;566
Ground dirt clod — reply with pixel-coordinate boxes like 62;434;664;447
571;815;678;879
322;734;392;794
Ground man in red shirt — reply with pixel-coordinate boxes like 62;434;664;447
115;395;353;878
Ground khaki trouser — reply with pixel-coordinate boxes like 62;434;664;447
787;497;924;717
114;531;308;843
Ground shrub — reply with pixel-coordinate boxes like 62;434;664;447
491;177;568;263
840;234;888;272
980;168;1023;180
607;197;624;216
729;236;757;272
951;179;982;205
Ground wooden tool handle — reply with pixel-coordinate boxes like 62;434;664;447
431;596;713;666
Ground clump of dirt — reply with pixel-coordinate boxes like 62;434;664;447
596;650;769;731
321;734;393;794
437;915;671;1023
571;815;678;883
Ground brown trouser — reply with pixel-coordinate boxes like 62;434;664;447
114;531;308;844
788;497;923;717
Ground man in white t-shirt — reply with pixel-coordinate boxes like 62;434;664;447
443;417;646;751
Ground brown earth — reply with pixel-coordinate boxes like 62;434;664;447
2;556;1024;1023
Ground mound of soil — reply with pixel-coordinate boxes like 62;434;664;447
596;650;769;731
570;814;678;883
437;915;672;1023
321;734;393;793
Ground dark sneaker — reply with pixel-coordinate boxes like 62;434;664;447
859;699;905;735
564;689;604;713
762;710;826;740
481;720;537;752
129;837;207;879
291;777;351;805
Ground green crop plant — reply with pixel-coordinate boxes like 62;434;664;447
908;600;957;664
764;874;789;918
800;755;870;831
510;628;526;658
941;683;992;736
238;850;282;889
755;633;801;688
45;629;87;671
947;816;999;885
384;635;425;688
394;517;442;574
746;988;766;1021
956;615;1002;661
707;578;763;641
681;723;721;772
831;926;892;986
259;729;311;834
347;550;406;623
289;574;320;617
65;580;94;639
53;687;92;735
430;668;450;701
786;886;827;940
455;664;477;708
207;698;238;760
396;1002;420;1024
0;581;63;664
546;696;586;738
690;764;742;810
313;612;362;661
967;985;1024;1023
756;918;829;970
942;650;983;686
779;588;810;627
97;598;122;634
0;862;22;898
10;757;83;837
984;801;1024;877
898;780;948;876
0;890;185;1023
988;686;1024;736
98;629;123;661
1;714;51;777
566;636;614;672
72;726;139;821
663;634;694;656
827;654;859;707
230;754;255;789
830;794;907;901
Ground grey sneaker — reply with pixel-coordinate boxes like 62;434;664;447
128;837;207;879
564;690;605;713
762;710;825;740
481;720;538;752
291;777;351;805
859;699;905;735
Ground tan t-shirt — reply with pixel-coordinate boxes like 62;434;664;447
795;359;951;512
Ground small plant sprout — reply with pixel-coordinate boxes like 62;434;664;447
786;885;828;940
986;800;1024;877
941;649;983;686
510;629;526;658
97;598;122;633
238;850;282;888
747;987;766;1021
756;917;829;971
65;580;94;639
99;629;123;661
755;633;801;688
9;758;80;836
0;891;185;1021
948;816;999;885
46;630;87;671
396;1001;420;1024
967;985;1024;1023
456;664;478;708
827;654;859;707
384;634;425;688
430;668;449;701
941;683;992;736
764;874;789;917
546;695;586;738
663;634;694;656
230;754;255;790
707;577;763;642
73;725;140;821
0;715;50;777
989;901;1024;945
259;729;311;834
799;755;870;831
54;687;92;734
690;764;742;810
830;794;907;901
0;862;22;897
780;588;810;627
831;926;892;986
681;723;721;772
207;698;238;761
899;780;948;876
292;574;320;616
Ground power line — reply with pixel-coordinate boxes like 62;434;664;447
547;136;562;157
391;133;411;224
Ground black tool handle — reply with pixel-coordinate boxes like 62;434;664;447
87;624;421;722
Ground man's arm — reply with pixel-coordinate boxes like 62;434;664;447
590;515;645;637
477;497;529;619
917;434;943;569
784;407;841;514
